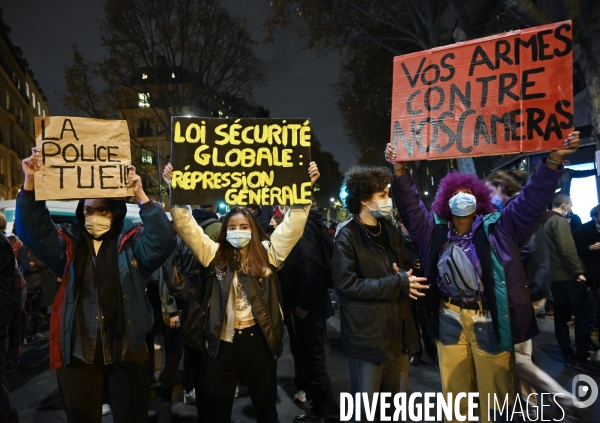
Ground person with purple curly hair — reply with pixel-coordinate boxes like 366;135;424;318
385;131;580;422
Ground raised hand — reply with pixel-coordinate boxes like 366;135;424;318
163;163;174;185
127;165;149;205
309;161;320;187
22;147;41;190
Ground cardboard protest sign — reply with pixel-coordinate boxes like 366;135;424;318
170;117;312;206
391;21;573;161
34;117;132;200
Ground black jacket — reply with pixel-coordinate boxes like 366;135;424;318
0;234;16;366
278;209;334;313
332;217;418;361
574;220;600;290
203;265;284;360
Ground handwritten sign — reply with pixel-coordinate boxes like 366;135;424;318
34;117;132;200
170;117;312;206
391;21;573;161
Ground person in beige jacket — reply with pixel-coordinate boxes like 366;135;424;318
163;162;320;423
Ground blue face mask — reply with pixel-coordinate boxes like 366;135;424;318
449;192;477;217
491;195;503;211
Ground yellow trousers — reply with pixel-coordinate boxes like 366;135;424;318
437;302;515;423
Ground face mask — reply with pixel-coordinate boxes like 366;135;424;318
449;192;477;217
595;222;600;232
491;195;503;211
85;215;112;238
561;210;569;217
367;197;394;219
226;230;252;249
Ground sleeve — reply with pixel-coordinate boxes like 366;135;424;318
15;189;67;277
497;161;564;247
170;206;219;267
266;204;311;268
332;230;410;301
392;172;435;262
551;218;585;277
573;226;593;261
133;201;177;274
294;225;326;310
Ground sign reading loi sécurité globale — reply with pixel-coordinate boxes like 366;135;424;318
34;116;132;200
169;117;312;206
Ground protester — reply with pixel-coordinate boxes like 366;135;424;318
386;131;580;421
157;258;185;423
15;149;176;423
163;161;320;423
485;170;575;410
17;244;48;344
332;166;427;421
183;206;222;421
545;193;598;374
574;204;600;339
278;201;338;422
269;208;283;231
0;212;22;422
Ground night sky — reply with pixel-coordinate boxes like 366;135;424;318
2;0;354;171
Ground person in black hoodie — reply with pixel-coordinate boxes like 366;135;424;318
278;202;338;423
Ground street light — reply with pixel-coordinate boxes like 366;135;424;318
330;197;335;202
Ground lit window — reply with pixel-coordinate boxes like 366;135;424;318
37;102;41;116
26;82;29;98
32;93;35;110
141;148;153;164
142;73;148;79
5;91;9;109
17;80;20;90
171;72;176;79
42;110;45;117
138;93;150;108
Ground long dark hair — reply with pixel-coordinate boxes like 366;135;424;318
213;207;270;279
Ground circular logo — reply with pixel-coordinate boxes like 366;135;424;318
572;374;598;409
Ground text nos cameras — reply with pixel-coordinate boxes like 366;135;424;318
39;118;129;190
393;22;573;158
340;392;567;422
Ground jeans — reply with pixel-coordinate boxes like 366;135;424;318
56;341;150;423
437;302;513;423
347;355;408;422
207;325;279;423
551;280;594;362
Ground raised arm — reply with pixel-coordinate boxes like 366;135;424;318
386;143;435;262
267;162;320;267
497;132;579;246
170;206;219;267
266;204;311;268
15;150;66;277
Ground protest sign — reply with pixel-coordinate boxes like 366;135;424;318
391;21;574;161
34;117;132;200
169;117;312;206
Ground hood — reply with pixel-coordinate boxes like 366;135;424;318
307;209;326;229
192;208;219;224
76;199;127;238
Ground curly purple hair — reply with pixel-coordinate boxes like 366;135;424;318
431;171;495;220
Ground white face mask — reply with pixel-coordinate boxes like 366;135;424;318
85;215;112;238
449;192;477;217
226;230;252;249
367;197;394;219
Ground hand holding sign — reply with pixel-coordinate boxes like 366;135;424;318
22;147;41;190
127;165;150;205
308;161;320;187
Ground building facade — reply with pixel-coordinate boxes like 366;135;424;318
0;9;50;200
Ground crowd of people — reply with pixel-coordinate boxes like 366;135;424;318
1;130;600;422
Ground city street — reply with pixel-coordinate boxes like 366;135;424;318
6;310;600;422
